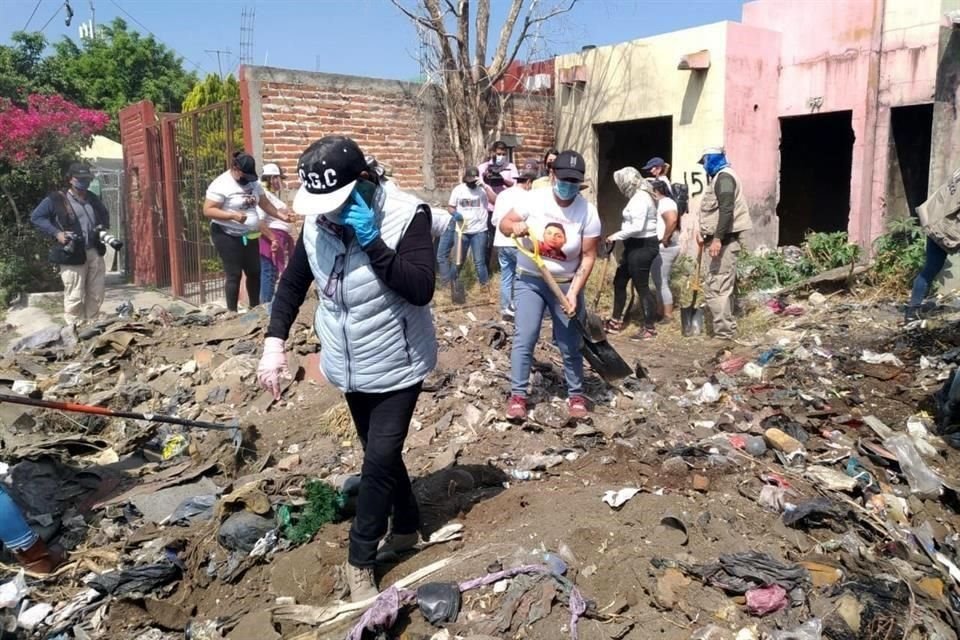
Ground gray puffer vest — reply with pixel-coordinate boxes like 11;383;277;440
303;187;438;394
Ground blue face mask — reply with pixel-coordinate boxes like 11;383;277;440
71;178;91;192
553;179;580;201
703;154;729;178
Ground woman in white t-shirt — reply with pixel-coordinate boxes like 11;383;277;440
497;150;601;421
257;163;295;304
442;166;495;286
606;167;660;340
203;152;288;312
650;180;681;322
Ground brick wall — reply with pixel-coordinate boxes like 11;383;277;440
240;66;555;203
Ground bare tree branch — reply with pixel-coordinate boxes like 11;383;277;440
475;0;490;75
488;0;578;87
389;0;436;31
488;0;525;79
454;0;472;80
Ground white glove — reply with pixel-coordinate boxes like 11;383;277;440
257;337;291;400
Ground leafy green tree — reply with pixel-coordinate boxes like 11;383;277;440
0;32;62;101
48;18;196;136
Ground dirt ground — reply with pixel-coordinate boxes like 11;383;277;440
3;283;960;640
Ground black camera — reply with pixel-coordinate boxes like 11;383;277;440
483;164;505;188
61;232;83;255
96;226;123;250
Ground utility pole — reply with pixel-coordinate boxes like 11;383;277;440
89;0;95;36
205;48;232;80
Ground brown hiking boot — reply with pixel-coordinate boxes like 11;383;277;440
14;539;65;574
345;563;378;603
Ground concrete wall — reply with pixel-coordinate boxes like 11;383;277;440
723;22;782;248
239;65;555;205
553;22;729;236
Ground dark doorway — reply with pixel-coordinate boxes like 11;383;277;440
777;111;855;246
594;117;672;230
889;104;933;218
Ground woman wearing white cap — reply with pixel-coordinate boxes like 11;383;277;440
257;163;294;304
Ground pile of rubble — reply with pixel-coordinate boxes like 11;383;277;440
0;287;958;639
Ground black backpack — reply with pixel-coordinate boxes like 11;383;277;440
672;183;689;215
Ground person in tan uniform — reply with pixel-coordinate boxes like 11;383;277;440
698;147;752;339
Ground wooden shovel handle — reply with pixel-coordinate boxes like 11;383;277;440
454;221;464;266
537;263;575;316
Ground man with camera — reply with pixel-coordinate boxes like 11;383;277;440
478;141;518;263
30;162;113;326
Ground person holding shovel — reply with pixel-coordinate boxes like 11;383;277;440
650;179;681;323
256;136;437;602
499;150;601;420
439;166;494;288
698;146;752;340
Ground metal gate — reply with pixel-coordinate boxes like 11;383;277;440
147;101;240;307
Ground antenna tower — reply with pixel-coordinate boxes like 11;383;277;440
240;6;256;66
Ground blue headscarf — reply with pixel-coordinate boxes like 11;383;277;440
703;153;729;178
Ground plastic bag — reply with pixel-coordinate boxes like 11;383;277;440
416;582;461;625
218;511;275;553
89;562;181;596
770;619;822;639
885;434;942;499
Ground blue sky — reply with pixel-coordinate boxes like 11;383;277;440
4;0;748;81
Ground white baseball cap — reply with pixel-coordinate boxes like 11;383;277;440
262;163;284;177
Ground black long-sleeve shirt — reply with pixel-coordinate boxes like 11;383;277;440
266;208;436;340
713;172;737;241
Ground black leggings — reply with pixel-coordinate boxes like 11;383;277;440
211;223;260;312
345;381;422;567
612;236;659;329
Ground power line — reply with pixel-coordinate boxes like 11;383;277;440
23;0;44;31
38;1;65;32
107;0;206;72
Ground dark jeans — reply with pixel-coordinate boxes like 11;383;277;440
211;223;260;312
612;236;660;329
909;237;948;309
345;381;423;567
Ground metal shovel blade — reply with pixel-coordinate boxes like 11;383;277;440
583;311;606;343
573;317;633;382
681;305;704;337
450;278;466;305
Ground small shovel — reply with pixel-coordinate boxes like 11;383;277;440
585;248;613;341
450;219;466;305
681;248;705;337
513;234;632;382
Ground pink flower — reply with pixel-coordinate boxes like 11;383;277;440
0;94;108;165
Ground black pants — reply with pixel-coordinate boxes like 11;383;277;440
345;381;422;567
612;236;659;329
211;223;260;312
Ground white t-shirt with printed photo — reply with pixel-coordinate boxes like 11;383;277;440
206;170;264;236
491;185;532;248
448;183;489;235
515;188;602;281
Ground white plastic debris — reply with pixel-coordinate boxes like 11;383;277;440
602;487;642;509
907;416;943;458
695;383;721;405
0;570;28;609
744;363;764;380
861;350;904;366
18;602;53;630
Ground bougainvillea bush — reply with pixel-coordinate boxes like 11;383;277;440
0;94;108;305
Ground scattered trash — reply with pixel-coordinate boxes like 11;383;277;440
744;584;788;616
602;487;642;509
769;619;822;640
277;480;344;544
0;570;28;609
884;434;943;498
861;350;904;366
416;582;462;625
218;512;276;553
89;562;182;597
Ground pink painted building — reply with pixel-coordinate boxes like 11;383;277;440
555;0;960;248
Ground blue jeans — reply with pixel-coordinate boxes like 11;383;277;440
260;256;277;304
438;225;489;285
909;238;948;308
511;274;584;398
498;247;518;312
0;486;37;552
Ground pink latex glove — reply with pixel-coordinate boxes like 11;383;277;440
257;337;291;400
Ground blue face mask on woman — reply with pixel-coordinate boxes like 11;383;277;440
553;179;580;201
